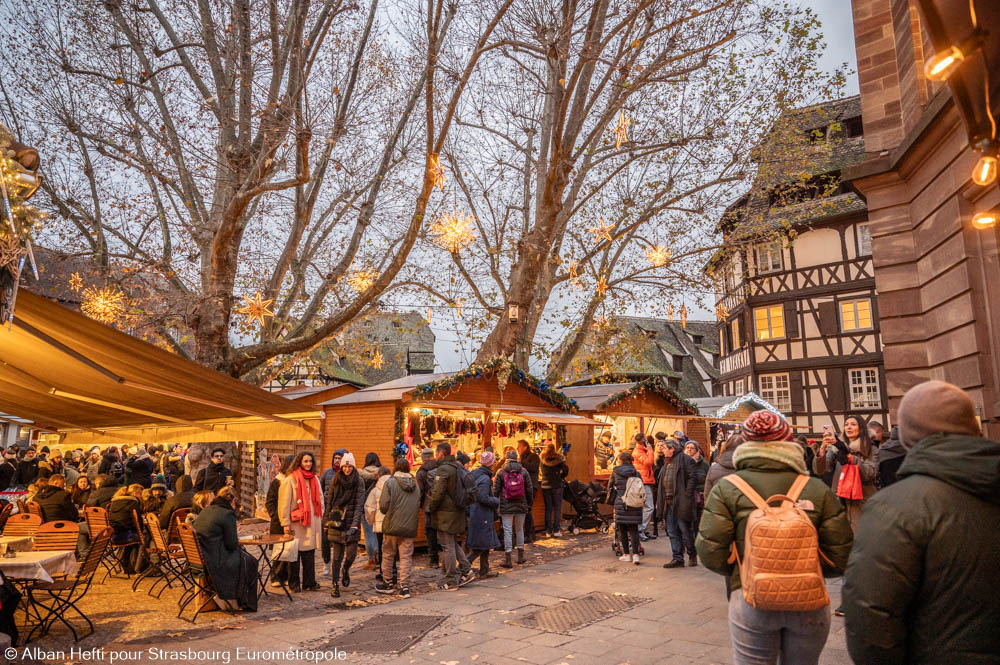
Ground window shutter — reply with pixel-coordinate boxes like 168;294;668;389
818;301;839;336
744;308;753;343
784;301;799;338
724;321;732;353
789;371;805;412
826;367;846;412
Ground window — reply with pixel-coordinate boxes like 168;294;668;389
731;318;741;349
754;305;785;340
857;223;872;256
691;334;703;345
841;299;873;332
754;242;783;274
735;379;745;396
849;368;880;409
759;373;791;411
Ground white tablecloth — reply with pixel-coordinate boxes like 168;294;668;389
0;535;33;553
0;550;77;583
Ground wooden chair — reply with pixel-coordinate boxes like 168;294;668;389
167;508;191;543
25;527;112;643
102;509;144;582
134;513;188;598
34;521;81;553
25;501;43;519
176;523;230;623
0;502;13;532
83;507;119;580
16;499;26;515
3;513;42;537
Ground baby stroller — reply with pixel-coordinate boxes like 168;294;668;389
603;481;645;557
563;479;612;535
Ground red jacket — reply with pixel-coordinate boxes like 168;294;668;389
632;443;655;485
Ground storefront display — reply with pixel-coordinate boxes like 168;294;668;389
404;407;557;464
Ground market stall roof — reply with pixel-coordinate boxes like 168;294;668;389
518;412;609;427
320;373;455;406
559;378;698;414
0;290;320;443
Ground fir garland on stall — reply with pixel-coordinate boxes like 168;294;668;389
596;376;698;415
410;359;578;412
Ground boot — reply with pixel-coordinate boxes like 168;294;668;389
516;548;526;564
501;552;513;568
331;583;340;598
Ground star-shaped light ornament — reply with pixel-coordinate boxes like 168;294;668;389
236;291;275;328
68;272;84;293
371;348;385;370
614;109;631;149
667;305;675;322
81;286;126;324
645;246;671;268
716;304;729;321
596;276;609;296
429;153;446;192
430;211;476;253
587;217;615;244
680;304;688;329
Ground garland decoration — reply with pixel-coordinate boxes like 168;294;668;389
410;359;579;412
0;124;43;323
596;376;698;415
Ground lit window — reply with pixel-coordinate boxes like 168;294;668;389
732;319;741;349
754;305;785;340
849;368;880;409
857;224;872;256
754;242;783;274
759;373;791;411
841;299;873;332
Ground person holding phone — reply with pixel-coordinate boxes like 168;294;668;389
814;416;879;534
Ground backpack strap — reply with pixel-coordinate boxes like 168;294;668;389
786;474;810;502
721;474;768;512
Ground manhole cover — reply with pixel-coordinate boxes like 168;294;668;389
318;613;446;654
509;592;649;633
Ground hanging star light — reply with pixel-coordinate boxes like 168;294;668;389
645;245;671;268
425;307;432;323
371;348;385;370
236;291;275;328
429;153;446;192
454;297;464;318
587;217;615;244
667;305;675;322
715;304;729;321
430;210;476;252
81;286;127;324
680;304;688;329
68;272;84;293
614;109;631;149
346;269;377;293
596;276;609;296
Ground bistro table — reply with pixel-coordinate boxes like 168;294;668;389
0;535;34;553
0;550;78;643
239;534;294;602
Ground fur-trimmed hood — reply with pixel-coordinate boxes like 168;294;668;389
733;440;807;475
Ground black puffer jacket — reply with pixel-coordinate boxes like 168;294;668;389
34;486;79;522
844;433;1000;665
493;461;534;514
519;450;541;490
608;463;642;525
324;470;365;544
538;452;569;490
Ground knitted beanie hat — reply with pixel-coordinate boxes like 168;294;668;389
420;447;434;461
340;452;356;468
480;451;495;467
741;410;792;442
898;380;980;448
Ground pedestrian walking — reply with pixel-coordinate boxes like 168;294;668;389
278;452;325;593
703;433;744;498
467;451;500;578
265;455;294;587
812;415;879;532
428;443;474;590
375;458;421;598
539;443;568;537
696;410;853;665
358;453;382;570
685;441;709;526
658;440;698;568
365;465;392;584
843;380;999;665
494;449;534;567
319;448;346;577
608;451;642;564
516;440;540;543
631;434;656;540
322;452;364;598
415;447;440;567
875;425;906;489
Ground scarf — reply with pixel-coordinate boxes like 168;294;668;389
292;468;322;527
331;470;360;509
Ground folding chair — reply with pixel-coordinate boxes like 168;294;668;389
3;513;42;537
25;527;112;643
176;523;231;623
83;507;121;580
34;521;80;553
16;499;26;515
134;513;188;598
102;510;143;582
0;502;13;531
25;501;43;519
167;508;190;543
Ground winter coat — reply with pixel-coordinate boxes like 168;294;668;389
813;436;879;500
608;464;643;525
703;449;737;498
843;433;1000;665
695;452;853;593
415;459;437;511
358;464;380;499
88;483;120;510
656;452;697;523
82;458;101;483
125;454;155;488
378;472;421;538
538;453;569;490
427;456;467;534
632;443;656;485
64;464;81;486
16;459;38;485
108;495;141;533
691;456;709;491
193;499;243;601
194;462;231;494
466;467;500;551
279;472;326;551
34;486;79;523
594;440;614;471
0;461;16;490
876;437;907;489
321;471;363;545
158;475;194;529
98;453;123;482
519;450;541;490
493;461;534;515
366;474;390;533
265;473;285;535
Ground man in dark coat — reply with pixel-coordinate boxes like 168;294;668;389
427;442;472;589
159;475;195;529
194;448;232;493
125;446;155;488
875;425;907;489
657;441;698;568
517;440;541;543
844;381;999;665
415;447;440;565
87;474;119;509
0;450;17;489
192;492;257;612
15;448;39;486
34;474;79;522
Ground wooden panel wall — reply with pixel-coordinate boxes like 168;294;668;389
322;402;398;470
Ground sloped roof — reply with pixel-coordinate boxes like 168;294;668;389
320;372;454;406
560;380;696;414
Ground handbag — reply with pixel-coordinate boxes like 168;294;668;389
275;537;298;563
323;508;344;531
836;461;865;501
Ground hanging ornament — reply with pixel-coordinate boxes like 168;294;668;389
715;304;728;321
645;245;671;268
667;305;675;321
680;304;688;329
613;109;631;149
587;217;615;244
595;276;608;296
235;291;275;328
429;153;446;192
371;348;385;370
429;210;476;252
496;363;512;392
425;307;432;323
454;297;464;318
68;272;84;293
346;269;377;293
81;286;127;324
0;234;26;275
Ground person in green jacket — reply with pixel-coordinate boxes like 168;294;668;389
844;380;999;665
375;457;421;598
427;442;473;590
696;410;853;665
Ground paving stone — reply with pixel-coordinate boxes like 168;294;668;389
488;624;543;640
477;638;531;656
524;632;577;647
559;637;620;656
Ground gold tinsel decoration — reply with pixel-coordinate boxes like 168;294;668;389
645;246;671;268
235;291;275;328
429;210;476;253
81;286;126;324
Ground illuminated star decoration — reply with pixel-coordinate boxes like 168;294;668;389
347;269;377;293
68;272;83;293
645;245;671;268
81;286;126;324
667;305;675;322
680;304;688;329
236;291;275;328
430;210;476;253
429;153;446;192
425;307;433;324
596;276;609;296
715;304;729;321
587;217;615;244
454;298;464;318
614;109;631;149
370;348;385;370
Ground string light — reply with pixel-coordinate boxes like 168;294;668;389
81;286;127;324
235;291;275;327
429;210;476;252
924;27;983;82
972;149;997;186
680;304;688;329
971;210;998;230
645;245;671;268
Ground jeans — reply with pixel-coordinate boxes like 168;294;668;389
666;505;696;562
728;592;830;665
361;517;378;558
618;523;640;555
500;513;526;552
330;541;357;585
437;530;470;583
542;488;564;533
381;535;413;588
640;485;654;533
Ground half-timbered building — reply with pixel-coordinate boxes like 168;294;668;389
711;96;889;435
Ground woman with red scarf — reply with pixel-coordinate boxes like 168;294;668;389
278;452;325;591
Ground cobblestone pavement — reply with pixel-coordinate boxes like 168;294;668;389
13;532;851;665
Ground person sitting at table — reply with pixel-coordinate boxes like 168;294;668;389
87;474;120;510
24;482;39;505
143;475;169;515
34;474;78;522
192;486;258;612
108;484;144;573
159;475;195;529
187;490;216;526
70;476;92;508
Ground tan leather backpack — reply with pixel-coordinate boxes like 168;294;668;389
723;474;831;611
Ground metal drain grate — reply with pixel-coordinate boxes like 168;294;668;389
320;613;446;654
509;592;649;633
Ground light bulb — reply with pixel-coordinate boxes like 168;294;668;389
972;155;998;186
924;45;964;81
971;211;998;230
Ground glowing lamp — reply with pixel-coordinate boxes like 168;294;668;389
972;155;998;186
971;210;998;230
924;45;964;81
